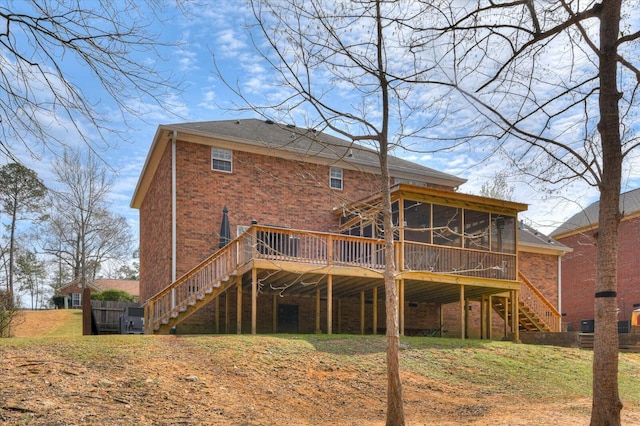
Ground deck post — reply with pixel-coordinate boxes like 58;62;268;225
360;291;365;335
372;286;378;335
459;285;465;340
225;290;230;334
215;296;220;334
465;298;470;339
399;279;405;336
251;268;257;335
337;298;342;334
236;276;242;334
503;296;509;338
480;295;485;339
439;304;444;336
315;287;321;334
272;294;277;333
487;295;493;340
327;275;333;335
145;300;152;334
512;290;520;342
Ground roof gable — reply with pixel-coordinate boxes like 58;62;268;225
93;279;140;297
551;187;640;238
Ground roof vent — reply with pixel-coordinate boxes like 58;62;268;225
265;120;274;124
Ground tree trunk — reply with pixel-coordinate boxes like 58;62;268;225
380;146;405;426
591;1;623;424
8;203;17;305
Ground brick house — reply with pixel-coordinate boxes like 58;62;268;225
56;279;139;308
131;119;565;338
551;188;640;332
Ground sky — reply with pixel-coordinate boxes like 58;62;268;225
3;0;640;249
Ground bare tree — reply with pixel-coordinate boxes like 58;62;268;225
0;162;46;304
42;149;133;292
0;0;182;159
217;1;472;423
479;171;515;202
412;2;639;424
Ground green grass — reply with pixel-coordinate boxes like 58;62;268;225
4;312;640;407
47;310;83;337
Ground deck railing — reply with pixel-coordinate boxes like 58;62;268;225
145;241;239;332
403;241;517;280
145;225;521;331
247;226;387;270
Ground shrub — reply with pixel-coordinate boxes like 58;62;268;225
91;289;134;302
51;294;67;309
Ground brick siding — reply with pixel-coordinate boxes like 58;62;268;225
557;216;640;330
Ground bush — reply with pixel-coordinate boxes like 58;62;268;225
91;289;134;302
1;291;22;338
51;294;67;309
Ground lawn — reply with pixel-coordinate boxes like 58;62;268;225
1;310;639;425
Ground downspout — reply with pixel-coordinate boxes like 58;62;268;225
171;130;177;310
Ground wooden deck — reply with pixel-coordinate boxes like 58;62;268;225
144;225;554;336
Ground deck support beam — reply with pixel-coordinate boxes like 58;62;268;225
459;285;465;340
480;295;485;339
511;290;520;342
503;296;509;338
327;275;333;335
465;298;470;339
337;298;342;334
215;296;220;334
236;276;242;334
315;287;321;334
360;291;365;335
225;290;229;334
487;295;493;340
272;294;277;333
399;279;405;337
373;287;378;335
251;268;257;335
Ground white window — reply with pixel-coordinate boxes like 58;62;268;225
330;167;343;190
212;148;232;172
72;292;82;308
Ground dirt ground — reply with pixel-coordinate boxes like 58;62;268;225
2;311;639;425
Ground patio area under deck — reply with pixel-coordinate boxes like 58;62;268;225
229;254;521;341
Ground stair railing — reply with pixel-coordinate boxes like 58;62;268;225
144;236;246;333
518;272;562;332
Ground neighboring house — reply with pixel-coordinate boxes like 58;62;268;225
551;188;640;332
56;279;140;308
131;118;563;337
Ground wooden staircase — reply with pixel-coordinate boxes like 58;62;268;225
144;239;242;334
492;272;561;332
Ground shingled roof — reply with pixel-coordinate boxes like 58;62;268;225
174;119;464;184
131;119;466;208
551;187;640;238
518;221;571;254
